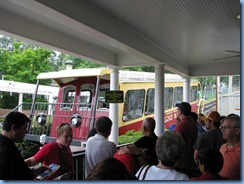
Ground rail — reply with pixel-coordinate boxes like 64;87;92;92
203;100;216;115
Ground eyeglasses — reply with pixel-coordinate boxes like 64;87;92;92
220;126;239;130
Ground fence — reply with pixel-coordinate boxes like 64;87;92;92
218;92;240;116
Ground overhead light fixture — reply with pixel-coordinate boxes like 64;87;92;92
237;13;240;19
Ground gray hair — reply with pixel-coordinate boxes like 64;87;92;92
156;130;185;167
223;115;240;128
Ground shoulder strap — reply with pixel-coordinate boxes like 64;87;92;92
142;165;152;180
137;165;147;179
137;165;152;180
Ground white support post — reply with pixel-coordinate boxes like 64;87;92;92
109;66;119;145
48;93;53;115
228;76;233;93
18;93;23;112
183;76;190;102
154;64;165;136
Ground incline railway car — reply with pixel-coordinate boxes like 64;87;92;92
27;67;201;143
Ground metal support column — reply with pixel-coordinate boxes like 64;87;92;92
183;76;190;102
109;66;119;145
154;63;165;136
18;93;23;112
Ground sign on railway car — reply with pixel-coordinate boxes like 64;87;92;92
105;90;124;103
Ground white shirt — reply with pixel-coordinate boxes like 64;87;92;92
85;134;117;177
136;165;189;180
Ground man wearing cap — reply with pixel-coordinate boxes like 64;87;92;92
174;102;198;170
194;111;226;166
197;113;207;131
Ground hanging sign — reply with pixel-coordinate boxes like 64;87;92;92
105;90;124;103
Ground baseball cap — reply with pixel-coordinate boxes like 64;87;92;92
199;114;207;121
207;111;220;122
175;102;191;116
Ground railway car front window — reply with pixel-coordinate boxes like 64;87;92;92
79;90;92;110
61;86;76;110
97;89;109;110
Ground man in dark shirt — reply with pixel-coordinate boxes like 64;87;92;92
0;112;47;180
115;117;158;174
174;102;198;169
194;111;226;166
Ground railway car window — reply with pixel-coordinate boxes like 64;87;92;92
145;88;155;115
78;90;92;110
97;89;109;110
173;87;183;105
164;87;173;110
123;89;145;121
79;91;91;103
62;86;76;110
191;86;198;102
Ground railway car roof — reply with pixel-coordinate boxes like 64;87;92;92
37;68;111;85
37;68;197;86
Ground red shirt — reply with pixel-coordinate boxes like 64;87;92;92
175;117;198;169
34;142;74;179
219;143;240;180
191;174;228;180
114;150;139;175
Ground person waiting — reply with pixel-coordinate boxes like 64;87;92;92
168;117;180;131
135;131;189;180
115;117;158;175
197;113;207;131
85;116;117;177
191;148;227;180
174;102;198;170
194;111;226;166
190;112;205;135
86;158;137;180
25;123;74;180
0;112;49;180
219;115;240;180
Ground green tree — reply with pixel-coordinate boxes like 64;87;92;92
49;53;103;71
0;41;52;85
0;92;18;109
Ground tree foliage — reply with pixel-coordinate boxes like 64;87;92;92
0;92;18;109
49;53;103;71
0;38;52;85
196;76;240;89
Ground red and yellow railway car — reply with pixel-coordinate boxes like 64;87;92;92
29;68;200;142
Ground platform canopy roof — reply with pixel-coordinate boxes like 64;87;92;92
0;0;240;77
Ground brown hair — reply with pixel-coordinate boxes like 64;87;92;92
56;123;72;135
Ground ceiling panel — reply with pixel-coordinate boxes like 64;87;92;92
0;0;240;76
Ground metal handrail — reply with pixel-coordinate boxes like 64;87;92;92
0;102;32;118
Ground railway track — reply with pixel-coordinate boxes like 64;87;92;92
203;100;216;115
